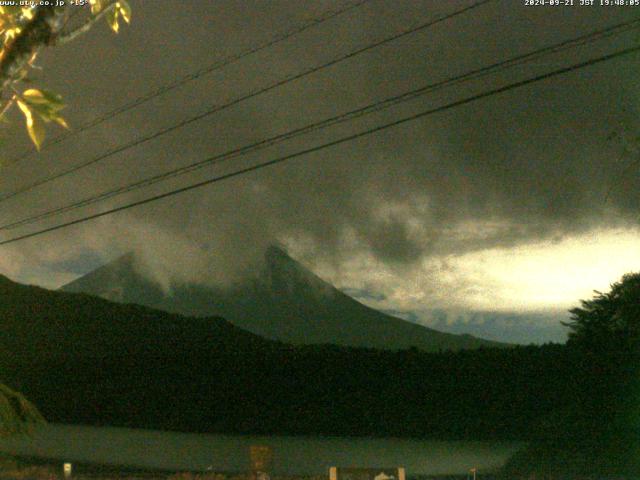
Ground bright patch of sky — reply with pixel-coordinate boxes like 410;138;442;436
314;226;640;344
451;227;640;311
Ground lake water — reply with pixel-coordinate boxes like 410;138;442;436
0;424;524;476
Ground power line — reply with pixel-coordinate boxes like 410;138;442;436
0;0;492;203
1;43;638;247
5;0;372;165
2;17;638;232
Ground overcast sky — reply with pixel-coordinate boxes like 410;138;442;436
0;0;638;343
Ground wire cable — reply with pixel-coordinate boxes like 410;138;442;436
2;17;638;231
0;0;492;203
5;0;373;165
1;43;637;246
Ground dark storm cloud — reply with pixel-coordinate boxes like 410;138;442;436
0;0;638;292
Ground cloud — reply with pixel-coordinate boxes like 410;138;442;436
415;309;570;345
0;0;637;320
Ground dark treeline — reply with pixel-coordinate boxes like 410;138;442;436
1;273;638;476
0;274;576;440
4;343;574;440
503;273;640;477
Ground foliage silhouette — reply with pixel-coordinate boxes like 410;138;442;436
504;273;640;477
564;272;640;354
0;0;131;435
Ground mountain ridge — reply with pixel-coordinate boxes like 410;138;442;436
0;271;274;362
0;269;570;439
61;246;506;351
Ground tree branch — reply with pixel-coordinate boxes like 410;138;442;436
0;6;66;95
0;94;16;120
57;1;119;46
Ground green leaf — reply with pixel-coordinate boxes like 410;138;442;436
31;105;53;121
107;7;119;33
17;100;45;150
54;115;69;130
16;99;31;122
22;89;50;105
25;102;52;122
117;0;131;23
35;89;64;109
29;116;45;150
4;27;21;41
90;0;104;15
0;6;23;17
21;89;66;126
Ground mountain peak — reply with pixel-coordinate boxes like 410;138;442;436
61;247;506;351
265;244;289;259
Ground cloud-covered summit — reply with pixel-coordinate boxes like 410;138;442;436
0;1;637;343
